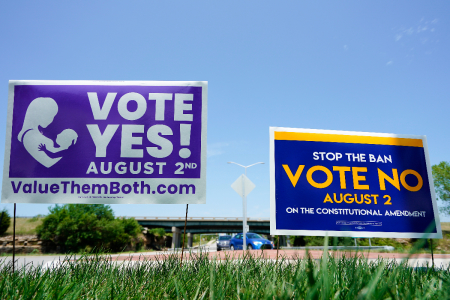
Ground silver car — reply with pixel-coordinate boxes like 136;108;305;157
216;235;232;251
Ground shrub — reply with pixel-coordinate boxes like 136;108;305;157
146;228;167;250
37;204;142;253
28;214;45;223
0;209;11;235
148;228;166;237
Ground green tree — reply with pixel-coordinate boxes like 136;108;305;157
37;204;142;253
432;161;450;215
0;209;11;235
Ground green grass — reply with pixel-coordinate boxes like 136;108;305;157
0;249;449;299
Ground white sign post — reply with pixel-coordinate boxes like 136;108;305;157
231;174;255;250
229;161;263;250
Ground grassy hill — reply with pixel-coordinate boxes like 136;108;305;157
4;216;43;236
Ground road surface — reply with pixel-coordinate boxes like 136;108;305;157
2;245;450;270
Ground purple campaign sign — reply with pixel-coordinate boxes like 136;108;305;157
2;81;207;204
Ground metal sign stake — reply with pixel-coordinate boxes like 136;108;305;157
430;239;434;267
180;204;189;267
12;203;16;273
276;235;279;263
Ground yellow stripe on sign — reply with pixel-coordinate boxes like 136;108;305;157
274;132;423;147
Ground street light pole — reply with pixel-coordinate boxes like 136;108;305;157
228;161;264;250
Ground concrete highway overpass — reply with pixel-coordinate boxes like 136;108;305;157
134;216;271;249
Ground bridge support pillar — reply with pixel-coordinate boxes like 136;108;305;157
187;233;193;248
172;227;181;249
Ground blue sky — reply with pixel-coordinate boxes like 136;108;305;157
0;1;449;221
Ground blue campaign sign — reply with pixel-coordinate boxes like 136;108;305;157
269;127;442;239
